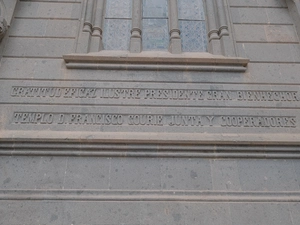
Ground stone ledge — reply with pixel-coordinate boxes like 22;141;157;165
63;51;249;72
1;190;299;202
1;140;300;159
1;131;300;159
1;130;300;145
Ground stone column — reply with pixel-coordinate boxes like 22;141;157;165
83;0;94;33
204;0;221;55
90;0;105;52
76;0;95;53
130;0;142;53
168;0;182;54
215;0;235;56
215;0;229;38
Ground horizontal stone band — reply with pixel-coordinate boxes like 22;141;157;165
1;190;300;202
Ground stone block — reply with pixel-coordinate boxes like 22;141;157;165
0;156;66;189
15;1;80;19
109;158;161;190
237;43;300;62
237;159;299;191
160;158;212;190
230;203;293;225
211;159;241;191
63;157;110;189
9;19;79;38
3;38;74;57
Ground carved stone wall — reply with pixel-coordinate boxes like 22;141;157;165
0;0;300;224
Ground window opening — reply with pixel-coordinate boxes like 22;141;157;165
142;0;169;51
102;0;207;53
64;0;249;72
178;0;207;52
103;0;132;50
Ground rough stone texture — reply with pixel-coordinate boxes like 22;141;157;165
0;0;300;224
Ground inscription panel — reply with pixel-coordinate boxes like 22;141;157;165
2;105;298;133
1;80;300;143
10;86;300;102
0;81;299;108
12;112;296;129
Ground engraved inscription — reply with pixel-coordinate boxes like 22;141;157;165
220;116;296;128
12;112;297;128
236;91;299;102
13;113;54;124
10;86;300;102
128;115;164;126
168;115;204;126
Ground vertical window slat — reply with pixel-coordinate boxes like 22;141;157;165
103;0;132;50
143;0;168;18
142;19;169;51
178;0;207;52
142;0;168;51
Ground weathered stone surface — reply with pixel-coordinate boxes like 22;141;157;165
0;201;299;225
0;0;300;224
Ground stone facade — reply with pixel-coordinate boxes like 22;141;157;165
0;0;300;224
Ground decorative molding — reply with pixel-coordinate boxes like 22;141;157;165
1;190;300;202
76;0;105;53
2;0;17;26
63;51;249;72
90;0;105;52
0;0;8;42
203;0;235;57
287;0;300;39
67;0;247;71
1;141;300;159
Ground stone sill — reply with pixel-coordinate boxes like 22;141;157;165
63;51;249;72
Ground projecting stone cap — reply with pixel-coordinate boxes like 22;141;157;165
63;51;249;72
